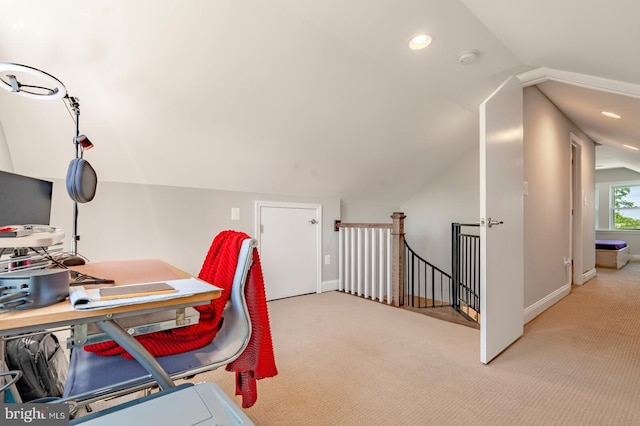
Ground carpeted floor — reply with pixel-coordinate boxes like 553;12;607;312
79;261;640;425
195;261;640;425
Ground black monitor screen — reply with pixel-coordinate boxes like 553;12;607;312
0;170;53;226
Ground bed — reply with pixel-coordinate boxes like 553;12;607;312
595;239;630;269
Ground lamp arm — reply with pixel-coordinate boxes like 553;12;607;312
64;94;82;255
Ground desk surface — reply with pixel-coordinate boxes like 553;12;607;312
0;259;220;335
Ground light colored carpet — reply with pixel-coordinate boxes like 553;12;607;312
195;262;640;425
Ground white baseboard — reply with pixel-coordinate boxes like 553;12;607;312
321;279;338;292
582;268;597;283
523;283;571;324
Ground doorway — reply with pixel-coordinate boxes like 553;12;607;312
571;134;585;285
254;201;322;301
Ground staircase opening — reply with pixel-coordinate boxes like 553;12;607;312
336;213;481;329
451;223;481;324
402;223;481;329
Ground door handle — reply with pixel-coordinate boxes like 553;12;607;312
487;218;503;228
309;219;318;225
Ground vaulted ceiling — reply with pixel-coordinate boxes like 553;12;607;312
1;1;639;205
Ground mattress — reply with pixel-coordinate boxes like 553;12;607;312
595;240;630;269
595;239;627;250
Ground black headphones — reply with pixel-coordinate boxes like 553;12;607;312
66;157;97;203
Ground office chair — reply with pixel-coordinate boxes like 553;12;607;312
62;234;258;408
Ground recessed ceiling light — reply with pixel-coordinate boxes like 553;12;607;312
623;144;639;151
601;111;622;119
408;34;432;50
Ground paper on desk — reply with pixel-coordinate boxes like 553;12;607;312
69;278;221;310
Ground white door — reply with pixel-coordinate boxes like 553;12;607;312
256;202;321;301
479;76;524;364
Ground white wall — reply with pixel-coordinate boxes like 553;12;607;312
400;146;479;274
596;167;640;229
51;85;593;321
596;230;640;257
49;180;341;282
523;86;596;309
596;167;640;256
0;121;13;171
340;201;401;224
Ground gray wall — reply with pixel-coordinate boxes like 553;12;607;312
49;179;341;283
1;167;399;288
523;86;595;306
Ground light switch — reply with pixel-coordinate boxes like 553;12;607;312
231;208;240;220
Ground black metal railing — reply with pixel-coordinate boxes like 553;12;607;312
403;241;452;308
451;223;480;321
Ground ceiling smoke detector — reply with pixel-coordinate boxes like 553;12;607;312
457;49;479;65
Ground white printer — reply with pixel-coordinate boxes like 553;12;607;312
71;382;254;426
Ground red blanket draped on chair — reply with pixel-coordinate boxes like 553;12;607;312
226;247;278;407
84;230;278;407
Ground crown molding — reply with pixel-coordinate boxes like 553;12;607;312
517;67;640;99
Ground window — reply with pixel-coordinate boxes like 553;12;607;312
612;185;640;229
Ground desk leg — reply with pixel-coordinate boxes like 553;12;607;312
95;320;176;391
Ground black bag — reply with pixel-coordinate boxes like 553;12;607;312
4;332;69;402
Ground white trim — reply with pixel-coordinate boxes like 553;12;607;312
568;142;574;286
523;283;571;324
518;67;640;99
582;268;597;283
321;279;338;292
571;133;585;285
254;201;323;294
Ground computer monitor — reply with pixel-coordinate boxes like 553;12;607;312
0;170;53;227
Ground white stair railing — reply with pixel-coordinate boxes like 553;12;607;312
337;213;405;306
